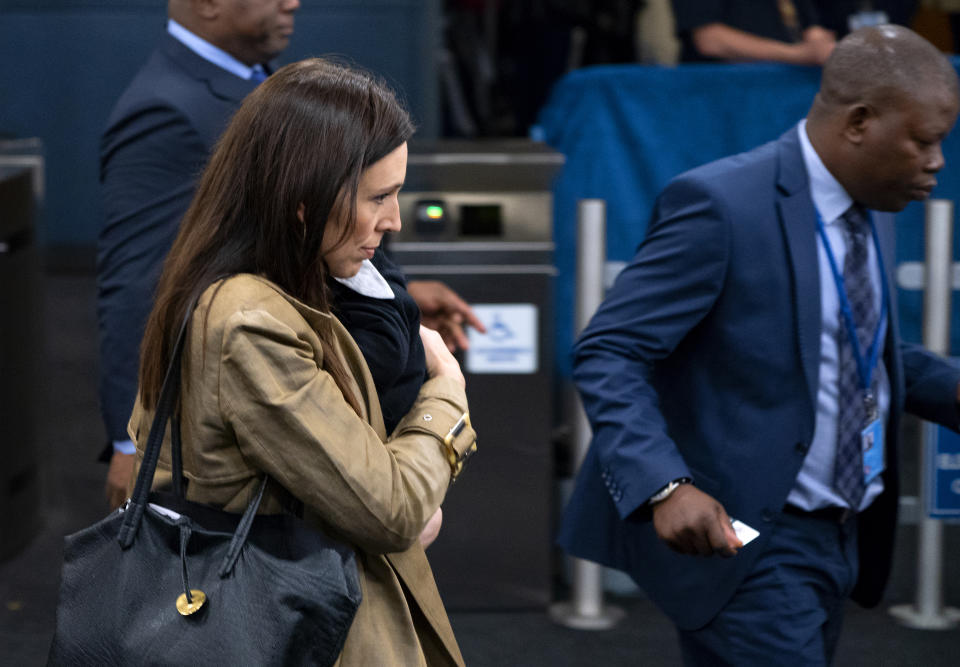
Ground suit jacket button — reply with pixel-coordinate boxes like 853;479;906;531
761;510;774;522
795;442;808;453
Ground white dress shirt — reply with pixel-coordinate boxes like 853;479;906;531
786;120;889;512
334;259;395;299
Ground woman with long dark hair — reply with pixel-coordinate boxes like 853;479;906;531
131;58;476;665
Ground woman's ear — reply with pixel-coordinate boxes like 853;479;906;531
297;202;305;223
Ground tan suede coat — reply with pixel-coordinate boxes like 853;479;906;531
129;274;476;666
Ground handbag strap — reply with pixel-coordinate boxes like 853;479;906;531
218;476;269;577
118;283;269;551
118;303;193;548
170;414;185;497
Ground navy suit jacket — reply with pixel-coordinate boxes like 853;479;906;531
97;34;258;449
557;126;960;630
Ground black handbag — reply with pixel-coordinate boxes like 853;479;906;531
48;302;362;666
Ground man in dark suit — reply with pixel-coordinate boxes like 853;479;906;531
98;0;296;508
98;0;482;508
558;25;960;664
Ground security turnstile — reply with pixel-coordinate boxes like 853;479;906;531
0;141;44;561
390;140;563;608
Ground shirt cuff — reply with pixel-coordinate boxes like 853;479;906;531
112;439;136;455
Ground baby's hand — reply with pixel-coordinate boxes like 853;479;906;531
420;325;465;388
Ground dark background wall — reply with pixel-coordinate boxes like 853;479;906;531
0;0;440;252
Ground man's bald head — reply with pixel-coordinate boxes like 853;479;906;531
806;25;960;212
817;24;958;113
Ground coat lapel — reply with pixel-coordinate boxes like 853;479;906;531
160;33;258;104
775;128;821;417
205;65;260;105
874;211;905;411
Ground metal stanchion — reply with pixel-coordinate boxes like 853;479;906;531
889;199;960;630
549;199;625;630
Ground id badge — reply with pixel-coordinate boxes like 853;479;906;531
861;419;885;485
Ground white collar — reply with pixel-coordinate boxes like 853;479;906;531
333;260;395;299
167;19;257;81
797;119;854;226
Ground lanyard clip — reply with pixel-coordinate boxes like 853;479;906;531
863;391;878;422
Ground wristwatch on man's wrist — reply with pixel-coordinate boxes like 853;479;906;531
648;477;692;505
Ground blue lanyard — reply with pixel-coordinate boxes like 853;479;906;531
815;210;888;392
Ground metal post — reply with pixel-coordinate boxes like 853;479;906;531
550;199;625;630
890;199;960;630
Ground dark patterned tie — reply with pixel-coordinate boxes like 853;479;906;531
835;204;876;509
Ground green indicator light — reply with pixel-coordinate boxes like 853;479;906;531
425;205;444;219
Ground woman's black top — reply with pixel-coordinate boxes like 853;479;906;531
330;251;427;434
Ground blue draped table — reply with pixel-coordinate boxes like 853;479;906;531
535;62;960;378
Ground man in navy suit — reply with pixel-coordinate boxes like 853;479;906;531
98;0;298;508
559;25;960;664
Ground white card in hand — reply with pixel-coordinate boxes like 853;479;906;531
730;519;759;546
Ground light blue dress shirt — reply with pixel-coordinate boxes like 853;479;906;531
786;120;889;512
166;19;262;81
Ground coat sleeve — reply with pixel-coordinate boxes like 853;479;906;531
900;341;960;429
216;307;475;554
572;174;730;519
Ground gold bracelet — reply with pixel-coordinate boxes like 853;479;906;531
442;412;477;481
